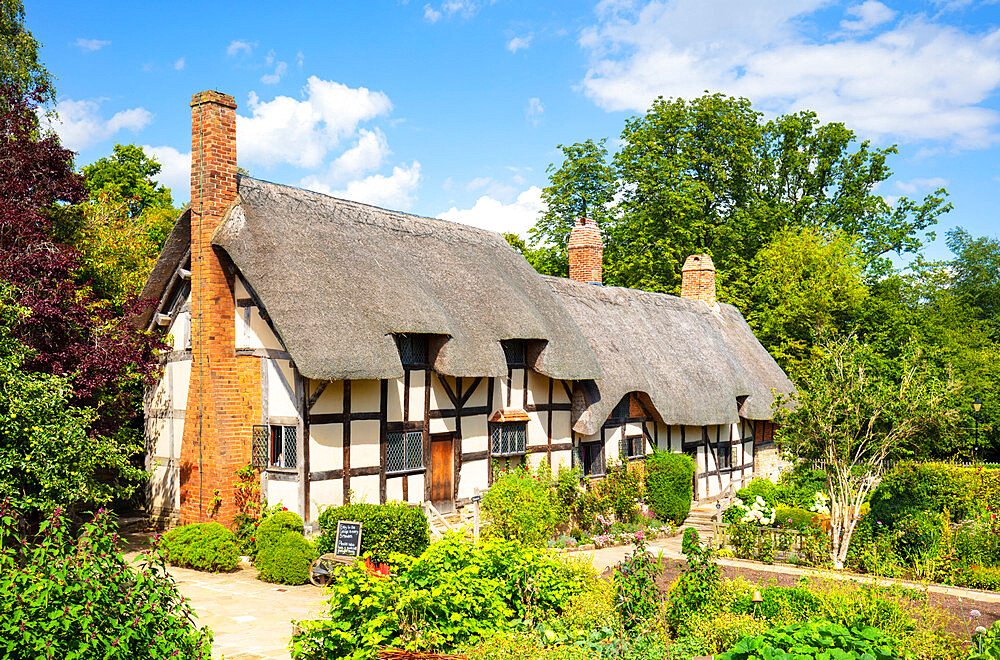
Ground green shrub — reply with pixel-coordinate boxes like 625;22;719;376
552;464;582;527
256;530;317;585
729;586;820;623
160;522;240;572
599;459;642;524
256;509;304;555
481;466;558;547
317;501;430;560
718;619;901;659
290;534;588;659
668;528;721;632
644;449;695;526
612;538;662;631
774;464;827;509
957;565;1000;592
774;507;819;531
0;505;212;659
573;488;607;532
736;479;779;509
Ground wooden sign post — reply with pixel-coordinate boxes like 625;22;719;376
334;520;363;560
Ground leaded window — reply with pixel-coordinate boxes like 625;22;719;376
490;421;526;456
270;425;297;469
623;435;644;459
252;425;268;468
396;334;428;367
387;430;423;473
716;443;732;470
575;441;605;477
501;339;526;368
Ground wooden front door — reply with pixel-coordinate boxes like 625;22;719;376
430;433;453;508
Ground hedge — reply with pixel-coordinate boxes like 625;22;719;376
161;522;240;572
256;530;317;585
256;510;304;555
736;478;779;509
774;507;820;531
644;450;696;526
317;502;430;560
869;461;1000;527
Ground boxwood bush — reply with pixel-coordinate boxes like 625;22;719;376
256;509;304;555
256;530;317;585
644;450;695;525
774;507;819;531
317;502;430;560
160;521;240;572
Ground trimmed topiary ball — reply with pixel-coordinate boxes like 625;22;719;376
160;521;240;572
256;509;304;555
256;530;317;585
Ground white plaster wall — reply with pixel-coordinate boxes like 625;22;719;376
407;474;425;504
551;449;573;471
266;479;299;513
466;379;488;408
526;452;547;471
387;378;404;422
509;368;525;407
353;379;381;413
351;474;380;504
169;311;190;351
428;374;450;411
429;416;456;434
170;361;190;409
267;359;298;418
552;411;572;445
408;371;425;422
459;459;487;499
310;479;343;519
526;370;547;407
386;476;404;502
527;413;546;449
552;380;570;404
249;311;283;350
311;380;344;414
463;416;488;453
351;420;381;468
310;424;343;472
148;464;176;512
148;417;171;458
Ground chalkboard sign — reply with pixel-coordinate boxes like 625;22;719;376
470;494;483;502
334;520;363;558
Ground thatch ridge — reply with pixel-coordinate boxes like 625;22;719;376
212;177;603;381
545;276;793;434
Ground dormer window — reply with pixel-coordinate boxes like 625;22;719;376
501;339;526;368
396;333;428;368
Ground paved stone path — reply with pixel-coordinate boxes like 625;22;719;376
145;535;1000;659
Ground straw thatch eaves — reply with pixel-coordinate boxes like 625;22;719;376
212;177;603;381
141;176;793;429
545;277;794;435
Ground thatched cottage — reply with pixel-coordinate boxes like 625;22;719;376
141;90;793;527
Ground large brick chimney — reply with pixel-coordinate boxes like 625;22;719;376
681;254;716;306
179;91;248;525
568;217;602;284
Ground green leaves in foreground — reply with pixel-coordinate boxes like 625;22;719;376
718;619;903;660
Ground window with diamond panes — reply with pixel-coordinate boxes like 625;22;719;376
622;435;644;459
252;426;268;468
269;425;297;469
396;334;428;367
501;339;525;368
490;421;526;456
387;430;423;473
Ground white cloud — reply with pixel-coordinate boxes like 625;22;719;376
299;128;391;191
237;76;392;168
296;50;305;68
143;145;191;202
437;186;544;237
73;38;110;52
40;98;152;151
227;40;255;57
579;1;1000;148
526;97;544;125
323;161;422;210
841;1;897;32
508;35;533;53
424;4;443;22
261;60;288;85
174;57;185;71
895;176;949;193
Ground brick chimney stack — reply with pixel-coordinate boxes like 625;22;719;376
681;254;716;307
180;91;247;525
567;217;603;284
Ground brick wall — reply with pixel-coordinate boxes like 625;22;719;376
680;254;716;306
179;91;252;526
567;217;603;284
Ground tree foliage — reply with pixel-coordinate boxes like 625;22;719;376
0;0;52;107
772;335;960;567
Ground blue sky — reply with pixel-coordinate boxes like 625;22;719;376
28;0;1000;260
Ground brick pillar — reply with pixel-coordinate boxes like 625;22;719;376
681;254;716;306
567;217;602;284
180;91;247;526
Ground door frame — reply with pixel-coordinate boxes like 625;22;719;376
429;432;454;511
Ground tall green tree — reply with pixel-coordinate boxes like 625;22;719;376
0;0;53;106
947;227;1000;340
773;335;960;568
82;143;174;217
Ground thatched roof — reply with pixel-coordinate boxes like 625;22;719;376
211;177;603;381
545;277;794;434
137;207;191;328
